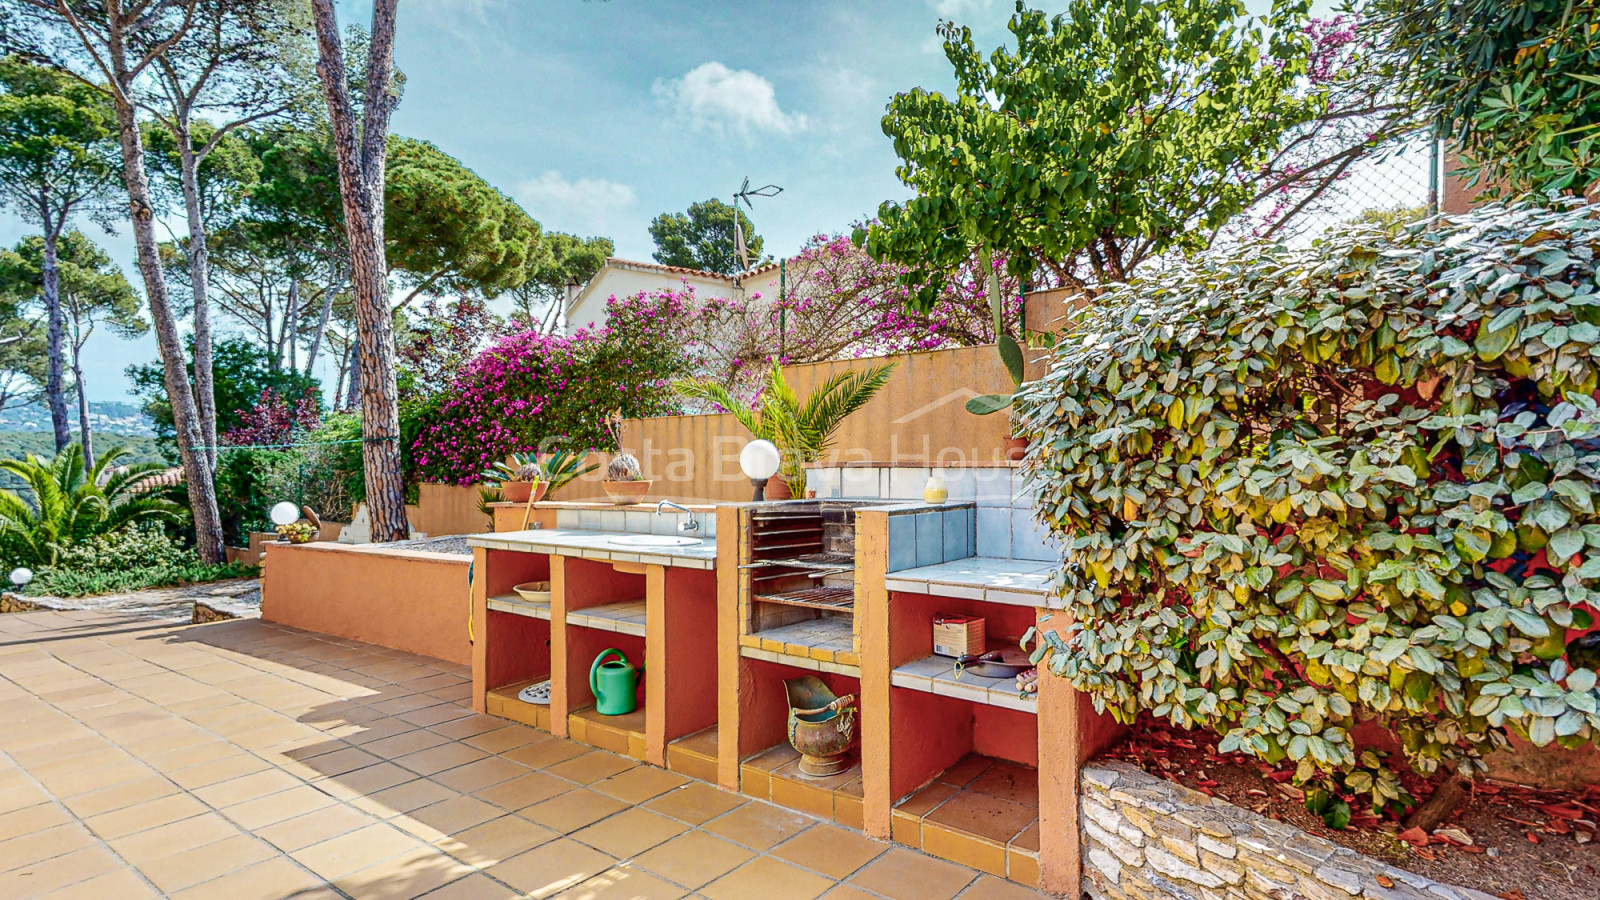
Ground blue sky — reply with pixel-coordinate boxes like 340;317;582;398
2;0;1033;402
5;0;1375;404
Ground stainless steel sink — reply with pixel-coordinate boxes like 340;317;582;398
606;535;701;548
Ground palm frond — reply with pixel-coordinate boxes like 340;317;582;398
673;378;764;438
795;363;898;459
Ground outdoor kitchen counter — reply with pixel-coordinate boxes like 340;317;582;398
466;528;717;569
884;556;1061;608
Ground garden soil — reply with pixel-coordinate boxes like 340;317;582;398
1105;723;1600;900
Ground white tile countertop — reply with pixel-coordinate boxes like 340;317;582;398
465;529;716;569
884;556;1059;608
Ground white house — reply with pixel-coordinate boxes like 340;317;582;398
564;257;782;333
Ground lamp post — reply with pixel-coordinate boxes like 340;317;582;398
739;439;781;502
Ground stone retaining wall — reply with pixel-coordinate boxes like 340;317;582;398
1081;761;1495;900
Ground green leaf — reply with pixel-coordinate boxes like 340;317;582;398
1475;321;1518;361
965;394;1014;416
1322;800;1351;830
998;334;1025;387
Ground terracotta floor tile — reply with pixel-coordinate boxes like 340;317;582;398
644;782;747;825
846;848;977;900
369;779;461;815
31;864;160;900
702;801;815;851
771;824;889;880
966;762;1038;809
0;844;120;897
84;792;208;840
572;807;688;858
222;783;339;830
334;845;476;900
439;814;558;867
921;790;1035;845
0;823;95;872
936;756;993;789
545;751;636;786
192;768;303;808
955;874;1048;899
108;811;237;864
504;739;589;770
397;703;474;729
565;863;689;900
700;856;834;900
0;801;72;841
894;782;958;819
459;724;541;753
406;795;503;835
300;745;384;778
291;822;427;879
471;771;570;811
168;754;272;791
518;789;627;834
819;887;881;900
59;775;175;818
257;803;384;852
169;856;324;900
631;830;754;889
329;761;420;796
432;757;529;793
415;873;522;899
364;728;451;759
592;765;689;805
135;833;278;893
485;838;615;899
396;742;490;778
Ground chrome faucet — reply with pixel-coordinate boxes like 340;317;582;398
656;500;700;533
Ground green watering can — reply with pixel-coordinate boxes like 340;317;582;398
590;648;643;716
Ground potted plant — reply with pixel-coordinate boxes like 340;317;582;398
601;413;652;504
479;447;600;512
675;360;897;496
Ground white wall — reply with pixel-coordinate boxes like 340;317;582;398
565;267;736;332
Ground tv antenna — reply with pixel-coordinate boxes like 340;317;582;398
732;177;781;271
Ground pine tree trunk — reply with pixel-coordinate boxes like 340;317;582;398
179;140;217;472
305;276;336;374
312;0;408;543
40;228;71;453
73;348;93;470
108;73;226;563
285;277;299;370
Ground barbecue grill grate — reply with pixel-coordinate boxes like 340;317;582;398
751;585;855;612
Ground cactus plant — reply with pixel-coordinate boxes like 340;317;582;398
606;453;643;482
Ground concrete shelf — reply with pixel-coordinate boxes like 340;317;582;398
487;593;550;620
566;598;647;636
891;654;1037;714
738;616;859;676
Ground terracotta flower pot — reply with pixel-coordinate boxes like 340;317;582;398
1004;436;1029;461
602;480;652;505
501;481;549;504
765;476;793;501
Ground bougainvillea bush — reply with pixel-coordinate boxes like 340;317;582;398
412;291;694;484
1015;201;1600;815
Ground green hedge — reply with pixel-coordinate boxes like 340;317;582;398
1016;201;1600;812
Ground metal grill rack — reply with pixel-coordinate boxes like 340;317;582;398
751;585;855;612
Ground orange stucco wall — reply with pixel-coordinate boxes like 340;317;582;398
261;542;472;665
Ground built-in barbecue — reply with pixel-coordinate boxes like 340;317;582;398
735;501;869;671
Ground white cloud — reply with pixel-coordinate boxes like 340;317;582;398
930;0;997;17
652;62;808;137
515;171;636;236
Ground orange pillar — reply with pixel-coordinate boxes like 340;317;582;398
715;506;745;791
855;509;893;840
644;563;669;767
1035;607;1124;896
548;555;571;739
470;546;490;713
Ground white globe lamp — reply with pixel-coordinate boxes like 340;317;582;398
739;439;782;502
8;567;32;588
269;501;301;527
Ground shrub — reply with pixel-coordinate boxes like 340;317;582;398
27;526;256;597
0;445;184;569
1015;201;1600;814
412;291;694;484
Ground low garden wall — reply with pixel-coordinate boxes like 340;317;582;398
1080;761;1494;900
261;542;471;665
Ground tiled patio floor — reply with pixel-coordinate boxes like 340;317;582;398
0;610;1048;899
